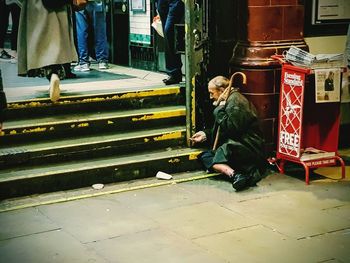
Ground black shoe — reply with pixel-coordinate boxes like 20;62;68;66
0;50;12;60
231;173;249;191
163;75;182;85
247;169;263;187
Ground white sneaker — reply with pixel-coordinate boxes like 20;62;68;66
98;62;109;70
49;73;60;102
74;63;90;72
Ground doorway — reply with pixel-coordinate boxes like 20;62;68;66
108;0;130;66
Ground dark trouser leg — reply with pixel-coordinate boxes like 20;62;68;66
0;3;10;49
75;10;90;64
9;4;20;51
158;0;184;77
198;150;215;171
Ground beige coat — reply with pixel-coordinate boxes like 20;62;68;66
18;0;78;75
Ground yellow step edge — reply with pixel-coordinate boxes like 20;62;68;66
8;86;182;109
1;108;186;136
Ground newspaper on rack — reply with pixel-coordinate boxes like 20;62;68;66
315;54;344;62
283;46;344;69
299;147;335;161
284;46;315;67
313;53;345;69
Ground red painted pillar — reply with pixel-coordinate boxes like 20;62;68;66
230;0;308;154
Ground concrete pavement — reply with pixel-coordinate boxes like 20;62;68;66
0;165;349;263
1;59;349;262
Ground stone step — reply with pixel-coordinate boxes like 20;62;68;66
0;82;192;200
0;126;186;167
5;86;184;119
0;147;203;199
0;105;186;142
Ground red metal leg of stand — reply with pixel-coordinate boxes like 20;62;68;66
334;156;346;179
279;159;285;174
301;162;310;185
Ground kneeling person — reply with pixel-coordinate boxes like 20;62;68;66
191;75;267;191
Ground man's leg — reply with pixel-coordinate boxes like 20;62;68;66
92;3;109;68
159;0;184;84
212;163;234;178
157;0;169;33
75;9;90;70
9;4;20;53
212;143;253;191
199;149;248;191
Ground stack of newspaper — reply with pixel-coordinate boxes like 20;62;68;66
284;46;344;69
299;147;335;161
284;46;315;67
312;53;345;69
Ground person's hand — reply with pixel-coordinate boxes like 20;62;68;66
190;131;207;144
153;15;160;22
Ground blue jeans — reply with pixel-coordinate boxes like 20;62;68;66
75;2;109;64
157;0;184;77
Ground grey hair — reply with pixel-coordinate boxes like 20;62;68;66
208;76;229;89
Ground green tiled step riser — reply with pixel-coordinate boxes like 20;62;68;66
0;131;186;167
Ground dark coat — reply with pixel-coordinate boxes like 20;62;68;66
200;89;266;182
17;0;77;75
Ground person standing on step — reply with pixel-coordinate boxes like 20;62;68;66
74;0;109;72
157;0;184;85
191;75;267;191
17;0;84;102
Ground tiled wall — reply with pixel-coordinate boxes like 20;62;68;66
129;0;152;45
238;0;304;41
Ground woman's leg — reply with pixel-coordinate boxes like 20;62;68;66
49;72;60;102
45;65;64;102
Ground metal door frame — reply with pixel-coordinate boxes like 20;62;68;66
184;0;209;145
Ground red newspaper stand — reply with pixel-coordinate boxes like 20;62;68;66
271;55;345;184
